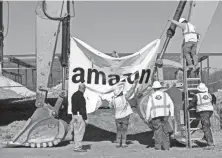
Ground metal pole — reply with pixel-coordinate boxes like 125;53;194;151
17;64;20;82
25;69;27;86
207;56;210;86
183;55;191;148
200;61;203;81
0;0;3;73
32;69;35;90
184;1;193;148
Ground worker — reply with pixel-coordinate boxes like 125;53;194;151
71;83;88;152
169;18;201;72
145;81;174;150
110;80;138;148
188;83;216;149
112;51;120;58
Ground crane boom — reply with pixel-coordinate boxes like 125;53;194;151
156;0;187;81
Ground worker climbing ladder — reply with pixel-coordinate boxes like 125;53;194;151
183;55;202;148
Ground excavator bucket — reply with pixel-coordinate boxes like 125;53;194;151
7;103;69;148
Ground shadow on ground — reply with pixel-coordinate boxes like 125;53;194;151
83;124;154;147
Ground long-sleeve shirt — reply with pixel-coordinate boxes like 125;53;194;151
111;93;133;119
188;92;216;110
146;91;174;120
71;91;87;120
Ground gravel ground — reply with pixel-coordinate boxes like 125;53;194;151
1;109;222;158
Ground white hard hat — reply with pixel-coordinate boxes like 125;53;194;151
152;81;162;89
197;83;208;92
179;18;186;23
114;85;124;96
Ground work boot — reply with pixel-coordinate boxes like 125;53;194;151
155;147;162;150
193;65;200;72
74;148;87;152
187;65;195;70
121;143;128;148
203;145;215;150
113;140;120;144
116;144;121;148
201;136;207;142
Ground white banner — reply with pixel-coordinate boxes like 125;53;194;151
68;37;160;114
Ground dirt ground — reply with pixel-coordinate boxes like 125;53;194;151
1;109;222;158
1;138;222;158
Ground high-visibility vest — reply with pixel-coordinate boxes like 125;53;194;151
196;92;214;112
183;23;198;42
150;91;170;118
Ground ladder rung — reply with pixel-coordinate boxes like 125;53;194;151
191;138;202;141
190;117;198;120
190;128;200;131
188;84;199;86
187;78;201;81
188;88;197;91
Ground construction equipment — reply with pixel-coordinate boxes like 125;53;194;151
7;1;71;147
155;0;187;81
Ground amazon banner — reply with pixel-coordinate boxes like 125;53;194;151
68;37;160;114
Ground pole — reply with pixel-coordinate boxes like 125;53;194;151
0;0;3;74
25;69;27;85
183;53;189;148
17;64;19;82
207;56;210;86
200;61;203;81
186;0;194;149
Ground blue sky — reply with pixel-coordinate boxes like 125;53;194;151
3;1;222;70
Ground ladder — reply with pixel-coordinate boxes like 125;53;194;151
183;60;202;148
187;77;202;142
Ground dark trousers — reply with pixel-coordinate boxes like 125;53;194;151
115;115;130;144
151;116;172;150
199;111;214;146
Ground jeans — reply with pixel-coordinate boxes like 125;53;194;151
183;41;198;66
199;111;214;146
151;116;171;150
115;115;130;144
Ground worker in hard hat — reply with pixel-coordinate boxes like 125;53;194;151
169;17;201;72
188;83;216;149
145;81;175;150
